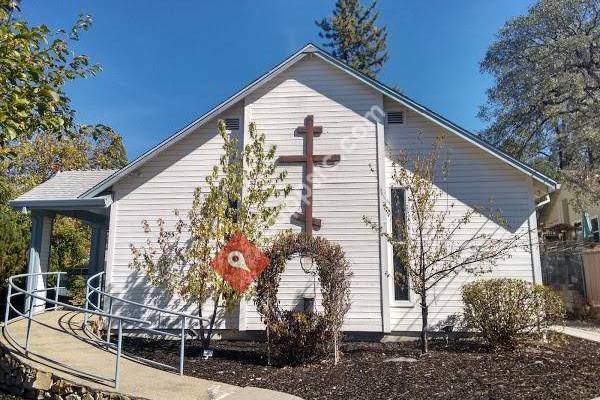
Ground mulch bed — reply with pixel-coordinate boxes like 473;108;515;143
121;333;600;400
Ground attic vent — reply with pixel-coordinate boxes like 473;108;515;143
225;118;240;130
387;111;404;124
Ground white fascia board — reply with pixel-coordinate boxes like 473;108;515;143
10;194;113;210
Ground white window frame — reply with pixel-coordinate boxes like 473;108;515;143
388;186;413;307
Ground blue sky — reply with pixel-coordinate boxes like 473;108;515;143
22;1;532;159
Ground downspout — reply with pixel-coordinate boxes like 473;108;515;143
529;192;552;285
535;194;550;208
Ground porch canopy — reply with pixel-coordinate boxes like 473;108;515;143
10;170;116;309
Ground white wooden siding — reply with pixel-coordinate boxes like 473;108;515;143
243;56;383;332
109;102;244;329
382;98;539;332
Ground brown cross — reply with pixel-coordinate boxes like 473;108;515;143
277;115;340;236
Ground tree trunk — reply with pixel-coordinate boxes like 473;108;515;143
420;294;428;354
266;324;271;366
203;294;220;350
197;303;207;348
196;294;221;350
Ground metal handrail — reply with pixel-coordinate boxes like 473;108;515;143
85;271;209;377
4;271;148;389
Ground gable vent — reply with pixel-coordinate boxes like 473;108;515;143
387;111;404;124
225;118;240;131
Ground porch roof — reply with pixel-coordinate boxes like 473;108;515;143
10;170;115;211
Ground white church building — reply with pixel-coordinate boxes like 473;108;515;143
12;44;559;334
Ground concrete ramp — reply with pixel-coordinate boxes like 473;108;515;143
1;310;300;400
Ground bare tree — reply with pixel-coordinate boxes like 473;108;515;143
365;135;529;353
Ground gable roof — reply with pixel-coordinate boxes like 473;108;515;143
81;43;558;198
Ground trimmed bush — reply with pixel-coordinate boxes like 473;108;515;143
462;278;564;346
270;310;331;365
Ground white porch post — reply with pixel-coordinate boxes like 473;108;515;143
25;211;53;313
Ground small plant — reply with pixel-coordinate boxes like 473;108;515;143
462;278;564;347
270;310;330;365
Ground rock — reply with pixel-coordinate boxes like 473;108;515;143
383;356;417;363
110;395;130;400
65;394;81;400
82;394;94;400
33;371;53;390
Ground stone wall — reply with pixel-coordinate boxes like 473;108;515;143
0;346;141;400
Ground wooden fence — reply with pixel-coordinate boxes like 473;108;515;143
582;248;600;307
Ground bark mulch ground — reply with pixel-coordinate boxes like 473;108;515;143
120;333;600;400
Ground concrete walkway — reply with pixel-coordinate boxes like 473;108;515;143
1;310;301;400
550;325;600;343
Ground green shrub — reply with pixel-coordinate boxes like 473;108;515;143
462;278;564;346
0;205;29;289
270;310;331;365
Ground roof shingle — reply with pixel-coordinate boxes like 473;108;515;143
13;170;116;202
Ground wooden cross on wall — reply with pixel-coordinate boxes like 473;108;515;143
277;115;340;236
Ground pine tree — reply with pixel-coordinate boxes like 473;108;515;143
316;0;389;78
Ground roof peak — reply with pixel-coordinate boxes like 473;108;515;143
301;43;319;53
79;43;558;197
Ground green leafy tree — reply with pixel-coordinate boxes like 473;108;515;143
85;124;128;170
480;0;600;209
316;0;388;78
0;0;128;289
0;0;100;151
364;135;528;353
0;203;29;285
0;125;127;289
50;217;91;272
131;121;291;349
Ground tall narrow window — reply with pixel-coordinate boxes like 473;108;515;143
391;188;409;301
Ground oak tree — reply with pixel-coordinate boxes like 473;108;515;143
480;0;600;209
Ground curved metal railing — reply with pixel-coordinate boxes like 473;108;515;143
4;271;148;389
85;271;208;377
